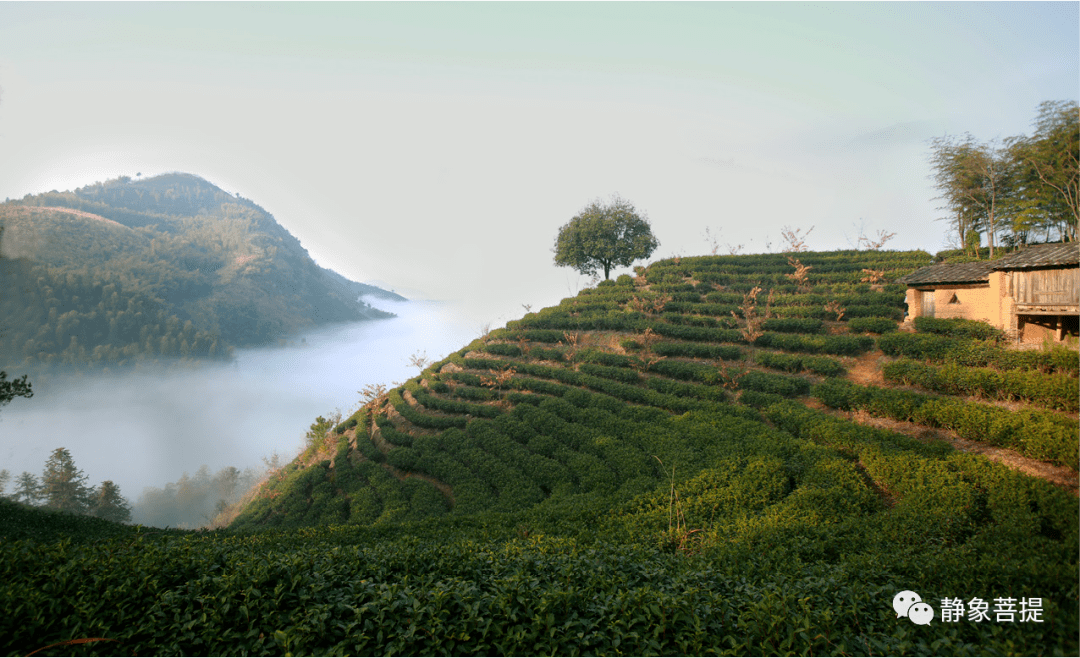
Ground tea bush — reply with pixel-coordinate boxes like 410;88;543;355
847;316;899;334
883;358;1079;412
754;350;846;377
813;378;1079;467
913;316;1007;341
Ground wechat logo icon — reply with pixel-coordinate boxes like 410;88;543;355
893;590;934;625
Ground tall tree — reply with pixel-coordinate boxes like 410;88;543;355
553;195;659;280
41;447;91;514
88;480;131;523
928;134;1012;258
12;471;43;506
1006;100;1079;243
0;468;9;497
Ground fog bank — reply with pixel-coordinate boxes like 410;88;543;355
0;300;479;503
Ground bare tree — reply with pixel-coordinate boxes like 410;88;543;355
408;350;432;372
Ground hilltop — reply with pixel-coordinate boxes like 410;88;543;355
2;248;1077;656
0;174;403;373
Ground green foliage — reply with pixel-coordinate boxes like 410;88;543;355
0;174;398;374
133;464;265;529
878;331;1079;375
813;378;1079;467
884;357;1079;412
1006;100;1079;242
913;316;1007;341
754;350;846;377
846;317;899;334
88;481;132;524
553;195;659;279
755;332;875;356
760;317;825;334
41;448;91;515
0;370;32;407
9;246;1071;656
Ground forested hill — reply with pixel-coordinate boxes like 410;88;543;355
0;173;403;373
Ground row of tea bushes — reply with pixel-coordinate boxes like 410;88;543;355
883;357;1079;412
877;332;1079;375
912;316;1007;341
847;317;900;334
813;378;1079;467
753;350;846;377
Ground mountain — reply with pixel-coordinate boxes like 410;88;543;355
0;173;403;372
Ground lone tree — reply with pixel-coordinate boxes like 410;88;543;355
41;447;91;514
553;195;659;280
89;480;131;523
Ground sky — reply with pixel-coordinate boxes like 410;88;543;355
1;1;1077;328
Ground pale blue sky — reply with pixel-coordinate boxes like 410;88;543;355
1;1;1077;327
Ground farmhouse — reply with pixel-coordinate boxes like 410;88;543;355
899;242;1079;343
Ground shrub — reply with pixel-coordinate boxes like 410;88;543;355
754;351;845;377
914;316;1006;341
846;317;899;334
813;378;1079;467
760;318;825;334
883;358;1079;412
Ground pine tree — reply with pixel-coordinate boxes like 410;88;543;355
0;468;10;497
12;471;43;505
41;447;91;514
89;480;131;523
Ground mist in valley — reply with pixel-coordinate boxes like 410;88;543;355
0;298;481;527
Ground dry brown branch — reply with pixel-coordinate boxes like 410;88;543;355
785;257;813;292
408;350;432;372
630;294;672;316
825;299;846;321
718;364;751;403
860;268;886;284
359;383;389;410
764;288;777;319
638;326;660;351
704;226;721;255
858;229;897;251
479;365;517;389
780;225;814;252
732;286;764;343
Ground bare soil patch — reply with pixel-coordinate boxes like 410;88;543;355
845;350;888;387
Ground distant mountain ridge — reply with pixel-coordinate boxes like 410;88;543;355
0;173;404;372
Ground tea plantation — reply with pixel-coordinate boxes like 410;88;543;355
3;250;1077;656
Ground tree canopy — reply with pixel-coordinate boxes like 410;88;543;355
553;195;659;280
41;447;91;515
0;371;32;408
928;100;1078;255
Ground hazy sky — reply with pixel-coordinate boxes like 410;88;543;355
1;1;1077;327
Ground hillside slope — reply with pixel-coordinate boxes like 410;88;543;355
3;249;1076;656
0;174;403;372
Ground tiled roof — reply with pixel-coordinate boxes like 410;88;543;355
898;261;995;285
899;243;1078;285
991;242;1079;270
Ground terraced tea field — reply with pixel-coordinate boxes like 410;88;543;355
3;250;1077;656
